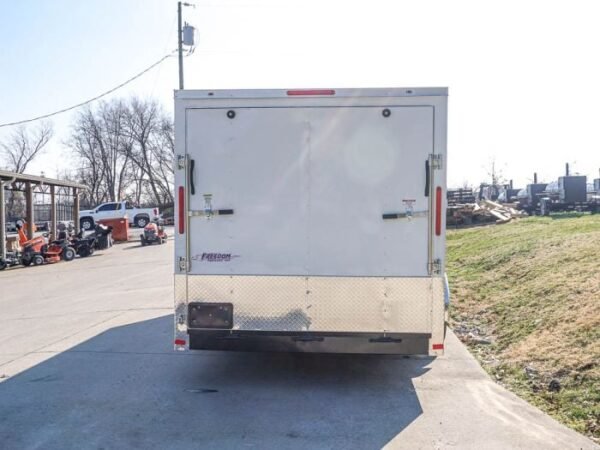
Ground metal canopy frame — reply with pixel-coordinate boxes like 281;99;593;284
0;170;87;262
0;170;86;189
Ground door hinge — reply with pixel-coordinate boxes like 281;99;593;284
429;154;443;170
429;259;442;275
177;155;186;170
178;256;187;272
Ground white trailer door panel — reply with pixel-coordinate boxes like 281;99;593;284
186;107;309;275
307;107;433;276
186;106;433;277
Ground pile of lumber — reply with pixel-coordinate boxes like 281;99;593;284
447;204;488;226
478;199;526;224
447;200;526;227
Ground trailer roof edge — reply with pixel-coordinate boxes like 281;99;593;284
174;87;448;100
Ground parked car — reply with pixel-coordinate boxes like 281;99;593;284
79;201;160;230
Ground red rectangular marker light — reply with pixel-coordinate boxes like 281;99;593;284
178;186;185;234
435;186;442;236
432;343;444;350
174;339;186;346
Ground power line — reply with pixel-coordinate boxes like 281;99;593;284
151;15;179;96
0;51;177;129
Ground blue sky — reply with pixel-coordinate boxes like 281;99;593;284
0;1;177;164
1;0;599;187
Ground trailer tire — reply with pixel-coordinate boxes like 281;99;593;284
33;254;45;266
80;217;94;231
62;247;76;261
0;260;7;271
135;215;149;228
22;256;32;266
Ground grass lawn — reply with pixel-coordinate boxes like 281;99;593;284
447;213;600;442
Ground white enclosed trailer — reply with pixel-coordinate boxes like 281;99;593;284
174;87;448;355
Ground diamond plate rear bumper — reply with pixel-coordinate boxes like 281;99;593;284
174;274;446;355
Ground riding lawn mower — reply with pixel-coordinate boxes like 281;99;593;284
16;221;76;266
56;223;97;258
140;221;168;246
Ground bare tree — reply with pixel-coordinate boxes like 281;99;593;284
1;121;54;173
66;96;174;208
67;108;108;205
67;101;134;204
486;157;505;187
149;117;175;203
95;101;134;201
125;97;174;206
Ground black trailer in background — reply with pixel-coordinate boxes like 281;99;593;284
516;165;599;216
0;169;86;263
537;165;599;216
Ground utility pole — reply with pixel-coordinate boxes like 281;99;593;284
177;2;195;90
178;1;184;89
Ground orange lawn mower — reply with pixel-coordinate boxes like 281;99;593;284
16;221;76;266
140;221;168;246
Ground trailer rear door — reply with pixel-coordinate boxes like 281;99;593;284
185;105;434;277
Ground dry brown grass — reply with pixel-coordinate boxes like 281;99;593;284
447;214;600;440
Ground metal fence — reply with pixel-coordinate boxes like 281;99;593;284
33;203;74;222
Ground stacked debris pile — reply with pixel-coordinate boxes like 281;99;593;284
478;199;527;223
447;199;526;227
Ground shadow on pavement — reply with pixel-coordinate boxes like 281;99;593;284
121;241;170;250
121;243;148;250
0;315;431;450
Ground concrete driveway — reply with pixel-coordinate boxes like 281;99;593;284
0;231;597;450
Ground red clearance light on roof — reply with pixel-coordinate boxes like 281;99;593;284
287;89;335;96
178;186;185;234
435;186;442;236
432;343;444;350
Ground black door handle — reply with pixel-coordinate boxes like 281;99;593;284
189;159;195;195
425;159;430;197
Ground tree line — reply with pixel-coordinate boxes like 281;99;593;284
0;97;174;209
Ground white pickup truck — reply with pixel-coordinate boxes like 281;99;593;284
79;201;160;230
